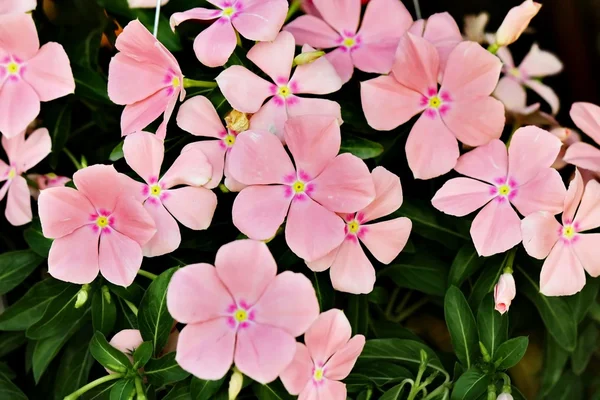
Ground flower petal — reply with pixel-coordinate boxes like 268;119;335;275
109;329;143;363
358;0;412;45
573;233;600;277
359;167;403;223
305;309;351;365
570;102;600;145
391;33;439;96
142;201;180;257
162;187;217;230
442;97;505;147
329;239;375;294
111;194;157;246
312;0;360;35
284;15;340;48
326;47;355;83
24;42;75;102
193;19;237;68
470;199;522;257
48;226;100;284
0;14;39;60
351;43;398;75
14;127;51;171
72;165;121;212
563;142;600;173
563;169;584;224
120;88;171;136
540;242;586;296
0;79;40;139
99;229;143;287
216;66;273;113
422;12;463;73
280;343;312;396
523;80;559;115
233;0;288;41
432;178;495;217
300;379;347;400
0;0;37;14
169;7;220;30
493;77;527;112
182;141;226;189
511;168;566;216
323;335;365;380
521;211;561;259
290;54;342;95
454;139;508;184
247;31;295;83
248;97;289;141
286;97;342;127
306;247;338;272
6;176;31;226
507;126;562;185
520;43;563;77
360;217;412;264
232;185;292;240
176;96;226;139
161;147;212;188
38;187;95;238
123;131;164;183
574;179;600;232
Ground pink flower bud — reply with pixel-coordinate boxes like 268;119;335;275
497;393;514;400
495;1;541;46
494;273;516;314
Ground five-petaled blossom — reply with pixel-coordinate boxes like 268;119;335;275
362;33;505;179
522;170;600;296
563;102;600;174
27;173;70;199
0;0;36;14
170;0;288;68
123;131;217;257
284;0;412;83
494;0;542;47
432;126;566;257
38;165;156;287
280;309;365;400
0;14;75;138
494;273;516;314
167;239;320;383
228;115;375;262
494;44;562;115
307;167;412;294
216;31;342;141
0;128;51;226
108;20;185;139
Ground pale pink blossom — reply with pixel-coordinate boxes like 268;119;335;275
170;0;288;68
280;309;365;400
122;131;217;257
0;14;75;138
228;116;375;262
0;128;51;225
38;165;156;287
494;273;516;314
432;126;566;257
361;34;505;179
284;0;413;83
494;0;541;47
0;0;36;14
108;20;185;139
167;239;319;383
27;173;71;199
497;394;514;400
522;170;600;296
550;127;581;170
307;167;411;294
216;31;342;141
107;328;179;373
128;0;169;8
494;44;562;115
564;102;600;174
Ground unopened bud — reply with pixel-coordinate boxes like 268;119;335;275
293;50;325;66
479;341;491;363
102;286;111;304
494;273;516;314
75;284;91;308
487;384;497;400
228;369;244;400
225;110;250;133
495;0;541;47
497;393;513;400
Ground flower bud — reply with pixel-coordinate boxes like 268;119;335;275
495;1;541;47
497;393;514;400
494;273;516;314
75;284;91;308
228;369;244;400
293;50;325;66
225;110;250;133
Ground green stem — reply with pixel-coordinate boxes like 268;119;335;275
503;248;517;274
63;148;83;170
392;297;429;323
285;0;302;22
71;121;95;138
183;78;217;89
135;376;147;400
384;288;400;320
123;299;139;316
423;384;450;400
487;43;499;55
137;269;158;280
64;373;124;400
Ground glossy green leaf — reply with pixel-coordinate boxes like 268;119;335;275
252;380;294;400
133;342;153;369
190;376;226;400
109;379;134;400
346;362;412;389
164;381;192;400
468;254;505;310
53;329;94;400
571;324;599;375
312;271;335;311
50;102;73;162
493;337;528;370
0;373;27;400
92;289;117;336
145;353;190;387
0;250;43;295
379;253;448;296
448;243;485;287
444;286;479;368
89;331;132;373
72;65;112;104
477;294;508;358
347;295;369;336
340;135;384;159
546;371;583;400
0;332;25;358
109;141;124;162
23;219;53;258
450;369;489;400
379;381;411;400
566;277;600;323
540;335;570;397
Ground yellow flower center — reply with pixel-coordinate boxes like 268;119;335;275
96;216;109;228
497;184;511;196
278;85;291;98
6;62;19;75
7;167;16;179
343;37;356;48
429;96;442;108
292;180;305;193
563;225;576;239
234;309;248;322
222;7;234;16
150;184;161;197
171;76;181;88
314;368;324;381
348;220;360;234
509;68;521;78
224;134;236;147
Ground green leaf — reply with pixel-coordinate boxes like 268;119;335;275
138;267;177;356
89;331;132;373
145;353;190;387
190;376;226;400
135;10;181;52
444;286;479;368
476;294;508;359
0;332;25;358
252;380;294;400
53;329;94;400
566;277;600;323
72;65;112;104
346;362;412;389
312;271;335;311
369;320;423;341
340;135;384;159
223;46;248;68
379;381;412;400
0;250;43;295
448;243;485;287
110;379;134;400
133;342;153;369
164;381;191;400
571;324;599;375
450;369;489;400
81;380;120;400
115;297;139;330
0;362;15;380
546;371;583;400
493;337;528;370
379;253;448;296
0;373;27;400
109;141;124;162
23;219;53;258
92;289;117;335
468;254;505;310
50;102;73;157
347;295;369;335
540;335;570;397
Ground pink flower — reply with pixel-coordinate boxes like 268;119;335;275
432;126;566;257
280;309;365;400
0;0;36;14
216;31;342;141
38;165;157;287
122;131;217;257
176;96;245;191
494;0;541;47
494;273;516;314
361;34;505;179
107;20;185;139
564;102;600;174
494;44;562;115
550;127;580;170
167;239;319;383
107;328;179;373
228;116;375;262
522;170;600;296
0;14;75;138
128;0;169;8
307;167;412;294
284;0;413;83
0;128;51;225
27;172;71;199
170;0;288;68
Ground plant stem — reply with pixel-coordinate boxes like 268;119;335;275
384;288;400;319
153;0;161;37
183;78;217;89
137;269;158;280
392;297;429;323
64;373;124;400
286;0;302;22
63;148;83;170
412;0;422;19
135;376;147;400
423;385;450;400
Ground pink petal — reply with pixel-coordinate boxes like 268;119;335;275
123;131;164;183
5;175;31;226
228;130;295;185
107;53;170;105
99;229;143;287
563;142;600;173
216;66;273;113
0;182;8;203
422;12;463;73
167;263;233;324
1;132;22;164
120;173;147;203
142;201;180;257
540;242;585;296
306;247;338;272
511;168;566;216
563;169;584;224
48;227;100;284
391;33;439;96
496;46;515;68
573;233;600;277
73;165;121;212
283;15;340;48
284;116;340;179
495;0;542;47
176;96;225;139
162;186;217;230
215;239;277;306
111;194;157;246
224;174;246;192
13;127;51;171
358;0;412;44
232;185;292;240
248;97;289;141
471;199;522;257
253;270;320;336
193;19;237;68
442;96;505;147
286;197;345;262
128;0;169;8
440;41;502;100
312;0;360;34
120;88;171;135
0;14;39;60
493;77;527;113
109;329;143;364
360;167;403;223
360;75;425;131
325;47;355;84
310;153;375;213
301;379;346;400
431;177;494;217
406;114;459;180
305;309;351;364
233;0;288;41
169;8;220;30
360;217;412;264
24;42;75;101
155;86;180;140
0;79;40;139
519;43;563;77
324;335;365;380
235;323;297;384
286;97;342;127
160;147;212;188
454;139;508;184
523;80;559;115
574;180;600;231
38;187;94;239
176;319;235;381
570;102;600;145
280;343;312;395
329;239;375;294
290;54;342;95
351;43;398;75
507;126;562;185
247;31;295;82
521;211;560;259
0;0;36;14
182;141;226;189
